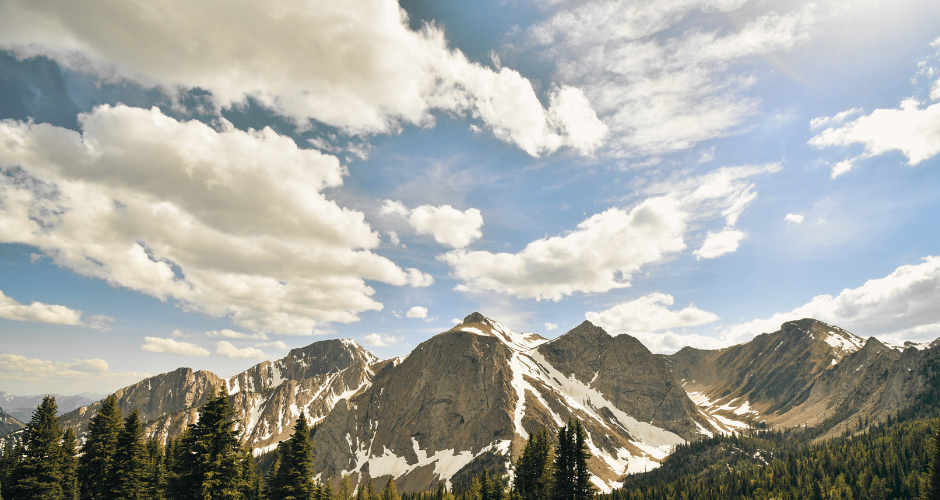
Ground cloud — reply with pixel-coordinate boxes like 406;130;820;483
0;0;604;157
361;333;403;347
545;322;558;331
450;318;462;325
0;288;82;325
141;337;211;357
444;164;776;299
406;306;428;319
722;256;940;346
809;108;864;130
0;353;147;394
206;329;269;341
524;0;815;156
586;292;719;334
693;229;745;260
382;201;484;248
809;98;940;170
0;105;433;334
215;341;268;359
785;213;805;224
255;341;288;350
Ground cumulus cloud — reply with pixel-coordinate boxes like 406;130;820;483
141;337;210;357
0;105;433;334
693;229;745;260
255;341;288;350
524;0;815;156
444;164;775;299
0;289;83;325
785;213;805;224
450;318;462;325
216;341;268;359
0;353;147;394
586;293;719;334
720;256;940;346
406;306;428;319
0;0;604;157
381;201;484;248
809;98;940;174
545;322;558;331
206;329;269;341
361;333;403;347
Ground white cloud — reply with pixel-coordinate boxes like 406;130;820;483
587;292;719;336
215;341;268;359
0;353;147;394
525;1;815;156
0;105;433;334
0;0;604;157
382;201;484;248
785;213;805;224
406;306;428;319
693;229;745;260
809;98;940;169
545;322;558;331
206;329;269;341
809;108;864;130
931;78;940;101
450;318;462;325
0;288;94;326
141;337;210;357
255;341;288;350
361;333;403;347
722;256;940;346
171;329;186;338
445;164;775;299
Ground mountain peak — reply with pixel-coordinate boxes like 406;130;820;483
461;311;489;325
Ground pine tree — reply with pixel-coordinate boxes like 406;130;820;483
322;476;334;500
173;388;244;500
930;417;940;500
61;428;79;500
515;428;554;500
282;412;315;500
1;441;20;496
240;448;262;500
112;409;147;500
338;475;352;500
572;420;594;500
553;423;575;500
79;394;123;500
382;477;401;500
144;437;166;500
367;477;379;500
11;395;64;500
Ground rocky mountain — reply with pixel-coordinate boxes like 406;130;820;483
58;338;382;453
666;318;940;437
0;407;24;437
310;313;722;492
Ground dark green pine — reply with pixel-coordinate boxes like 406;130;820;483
12;395;64;500
240;448;263;500
112;409;147;500
931;417;940;500
144;437;166;500
553;422;575;500
572;420;594;500
79;394;123;500
61;427;79;500
265;443;286;500
1;440;19;498
283;412;315;500
175;388;244;500
382;477;400;500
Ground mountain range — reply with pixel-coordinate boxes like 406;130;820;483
2;313;937;493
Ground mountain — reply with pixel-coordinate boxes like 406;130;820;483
310;313;719;492
0;407;24;437
59;338;382;453
0;391;101;423
665;318;940;437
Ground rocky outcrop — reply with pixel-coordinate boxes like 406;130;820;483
0;408;24;437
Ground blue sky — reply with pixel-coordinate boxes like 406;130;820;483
1;0;940;394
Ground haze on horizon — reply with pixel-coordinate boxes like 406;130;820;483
1;0;940;395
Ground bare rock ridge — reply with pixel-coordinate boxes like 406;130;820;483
0;408;24;437
31;313;938;494
665;318;940;437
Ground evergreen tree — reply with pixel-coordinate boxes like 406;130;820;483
355;480;365;500
144;437;166;500
173;388;244;500
572;421;594;500
553;423;575;500
61;427;79;500
240;449;262;500
338;475;352;500
79;394;123;500
515;428;554;500
0;441;21;497
281;412;315;500
322;477;334;500
11;395;64;500
930;417;940;500
367;477;378;500
266;442;287;500
382;477;401;500
112;409;148;500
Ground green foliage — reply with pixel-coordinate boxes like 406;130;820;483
554;424;575;500
268;412;315;500
112;409;147;500
383;477;401;500
930;417;940;500
79;394;122;500
11;395;64;500
573;421;595;500
514;428;554;500
61;427;79;500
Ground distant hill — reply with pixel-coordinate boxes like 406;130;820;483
0;391;102;423
0;407;24;437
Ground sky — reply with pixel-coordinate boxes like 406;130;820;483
1;0;940;395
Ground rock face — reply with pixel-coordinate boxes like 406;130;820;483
311;314;716;493
665;318;940;437
59;339;381;452
0;408;24;437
